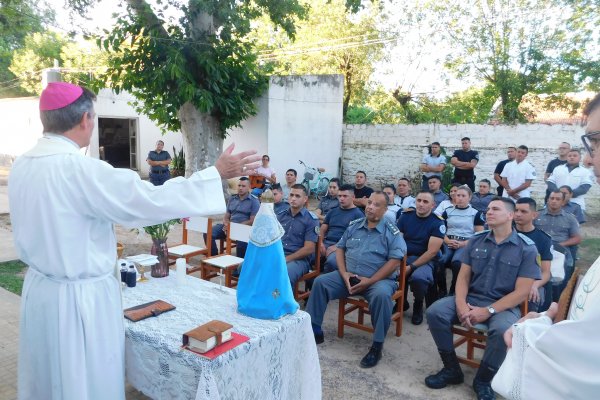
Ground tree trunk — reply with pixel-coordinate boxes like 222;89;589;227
178;102;223;178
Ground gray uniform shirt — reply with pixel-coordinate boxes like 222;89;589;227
277;207;319;255
227;194;260;223
534;209;580;244
461;229;541;304
337;218;407;280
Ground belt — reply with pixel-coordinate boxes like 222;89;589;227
151;170;169;174
447;235;468;241
28;266;113;284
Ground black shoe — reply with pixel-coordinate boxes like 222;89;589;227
473;379;496;400
425;351;464;389
314;332;324;345
411;304;424;325
403;300;410;312
360;346;382;368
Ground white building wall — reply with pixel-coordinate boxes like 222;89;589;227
342;123;600;214
1;97;42;159
225;95;269;161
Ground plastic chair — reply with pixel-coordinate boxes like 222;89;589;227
337;258;407;338
167;217;212;275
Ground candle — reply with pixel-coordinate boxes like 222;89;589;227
176;258;186;285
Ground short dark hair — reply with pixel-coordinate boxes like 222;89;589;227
262;154;270;160
518;145;529;153
329;178;340;186
291;183;307;194
417;190;435;201
156;140;164;145
568;148;581;155
516;197;537;211
490;196;515;212
40;86;97;133
450;182;462;189
239;177;249;182
559;185;573;194
271;183;282;191
372;190;389;205
383;184;396;194
427;175;442;183
431;141;440;146
397;177;410;184
583;93;600;117
549;189;566;200
339;184;354;192
461;137;471;142
286;168;297;177
356;170;367;178
479;178;491;185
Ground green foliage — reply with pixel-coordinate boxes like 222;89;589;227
0;260;27;295
8;31;107;95
91;0;307;136
345;106;376;123
0;0;54;97
136;219;181;240
170;145;185;174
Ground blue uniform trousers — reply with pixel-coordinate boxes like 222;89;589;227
149;171;170;186
206;224;248;258
426;295;519;369
306;271;397;342
406;255;434;299
323;252;338;273
287;258;311;286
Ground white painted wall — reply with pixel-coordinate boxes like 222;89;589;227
342;123;600;214
1;97;42;158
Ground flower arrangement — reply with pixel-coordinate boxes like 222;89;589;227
137;219;181;240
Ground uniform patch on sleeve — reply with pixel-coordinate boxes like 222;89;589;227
385;221;400;235
349;217;364;226
439;225;446;235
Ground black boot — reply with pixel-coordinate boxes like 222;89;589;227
411;284;425;325
360;345;383;368
472;363;497;400
425;350;464;389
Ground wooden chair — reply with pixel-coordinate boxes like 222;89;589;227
167;217;212;275
293;236;323;302
337;258;407;338
201;222;252;288
451;301;528;368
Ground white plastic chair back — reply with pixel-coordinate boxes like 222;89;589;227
186;216;209;233
229;222;252;243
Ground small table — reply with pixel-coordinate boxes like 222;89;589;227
122;273;321;400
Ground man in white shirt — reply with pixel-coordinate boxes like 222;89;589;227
546;148;594;210
9;82;260;400
500;145;536;201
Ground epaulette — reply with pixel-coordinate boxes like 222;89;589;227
517;232;536;246
348;217;364;226
473;229;489;236
403;208;415;213
385;221;400;235
308;211;319;220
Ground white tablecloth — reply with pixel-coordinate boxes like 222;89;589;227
122;273;321;400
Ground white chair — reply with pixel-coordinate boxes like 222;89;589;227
168;217;212;275
201;222;252;287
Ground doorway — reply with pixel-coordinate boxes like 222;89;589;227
98;118;138;170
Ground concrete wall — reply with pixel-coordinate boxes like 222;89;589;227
226;75;344;183
342;123;600;214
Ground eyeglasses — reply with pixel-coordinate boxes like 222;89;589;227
581;131;600;156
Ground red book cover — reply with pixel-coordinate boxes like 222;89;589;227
183;332;250;359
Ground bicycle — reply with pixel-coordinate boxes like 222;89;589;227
299;160;331;200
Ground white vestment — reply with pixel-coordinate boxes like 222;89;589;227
9;136;225;400
493;257;600;399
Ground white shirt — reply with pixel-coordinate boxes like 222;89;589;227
10;136;225;400
547;164;594;210
256;166;275;181
394;194;415;210
500;159;537;200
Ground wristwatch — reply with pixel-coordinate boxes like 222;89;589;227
487;306;496;315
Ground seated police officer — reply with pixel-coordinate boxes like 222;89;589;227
315;178;341;223
397;191;445;325
271;183;290;214
277;184;319;286
425;197;540;400
319;184;364;273
307;191;407;368
207;177;259;258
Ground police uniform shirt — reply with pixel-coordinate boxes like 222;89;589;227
452;149;479;178
562;202;586;224
277;207;319;255
337;218;406;279
421;154;446;179
442;205;485;239
500;159;537;199
397;211;445;257
323;206;365;245
147;150;171;173
432;190;449;206
471;192;495;213
274;201;290;215
461;229;541;304
227;194;260;223
534;209;580;244
318;195;340;217
516;228;553;262
394;194;416;209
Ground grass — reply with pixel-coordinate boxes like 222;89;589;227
578;238;600;271
0;260;26;295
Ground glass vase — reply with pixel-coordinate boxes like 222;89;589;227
150;237;170;278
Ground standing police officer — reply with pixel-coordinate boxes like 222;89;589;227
397;191;445;325
425;197;540;400
306;191;407;368
277;184;319;286
146;140;172;185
